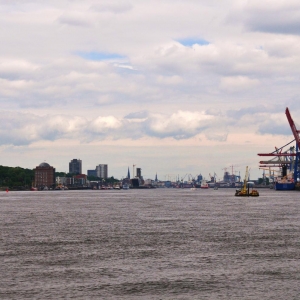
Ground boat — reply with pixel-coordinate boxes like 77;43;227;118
235;166;259;197
214;186;218;190
122;183;130;190
274;177;295;190
200;180;209;189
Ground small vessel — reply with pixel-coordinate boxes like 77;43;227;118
235;166;259;197
122;183;130;190
214;186;218;190
200;180;209;189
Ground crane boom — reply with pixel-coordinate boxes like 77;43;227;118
241;166;249;193
286;107;300;148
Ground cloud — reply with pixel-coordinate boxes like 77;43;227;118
90;2;133;14
144;111;213;139
58;12;92;27
1;0;300;180
220;76;259;92
257;116;292;136
0;110;216;145
231;1;300;35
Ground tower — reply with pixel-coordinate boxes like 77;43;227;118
69;159;82;175
96;164;108;179
127;167;130;179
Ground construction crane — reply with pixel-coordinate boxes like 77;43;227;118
181;174;187;182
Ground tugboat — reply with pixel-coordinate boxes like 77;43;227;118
235;166;259;197
200;179;209;189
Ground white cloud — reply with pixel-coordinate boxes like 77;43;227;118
220;76;259;92
90;2;133;14
1;1;300;179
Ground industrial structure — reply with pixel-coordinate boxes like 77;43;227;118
258;107;300;190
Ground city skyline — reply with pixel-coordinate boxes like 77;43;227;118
1;1;300;180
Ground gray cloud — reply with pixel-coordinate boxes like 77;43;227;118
231;2;300;35
2;106;295;147
0;110;218;146
57;14;91;27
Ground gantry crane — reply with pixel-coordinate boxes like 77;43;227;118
258;107;300;182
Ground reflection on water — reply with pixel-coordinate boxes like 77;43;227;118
1;189;300;299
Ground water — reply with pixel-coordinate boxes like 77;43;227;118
1;189;300;299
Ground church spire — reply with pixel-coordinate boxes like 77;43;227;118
127;167;130;179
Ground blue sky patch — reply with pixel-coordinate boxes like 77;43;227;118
78;52;126;61
177;38;210;47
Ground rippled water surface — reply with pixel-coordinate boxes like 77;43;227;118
1;189;300;299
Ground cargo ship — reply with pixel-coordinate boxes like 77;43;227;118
274;177;295;190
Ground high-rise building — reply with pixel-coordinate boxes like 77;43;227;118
96;164;108;179
136;168;141;178
69;159;82;174
34;162;55;189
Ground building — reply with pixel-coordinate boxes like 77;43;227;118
34;162;55;189
136;168;141;178
87;170;97;177
69;159;82;175
56;176;67;186
96;164;108;179
73;174;87;186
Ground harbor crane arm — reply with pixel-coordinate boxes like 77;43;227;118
241;166;249;193
286;107;300;148
258;153;296;156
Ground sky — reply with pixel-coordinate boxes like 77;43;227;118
1;0;300;181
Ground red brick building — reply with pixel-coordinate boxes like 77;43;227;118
34;162;55;189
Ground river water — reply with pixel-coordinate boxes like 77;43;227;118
1;189;300;299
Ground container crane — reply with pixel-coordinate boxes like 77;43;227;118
258;108;300;185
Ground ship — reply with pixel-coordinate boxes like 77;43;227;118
200;180;209;189
274;177;295;190
235;166;259;197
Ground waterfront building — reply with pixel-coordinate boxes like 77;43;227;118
73;174;87;186
56;176;67;186
87;170;97;177
96;164;108;179
69;159;82;175
34;162;55;189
